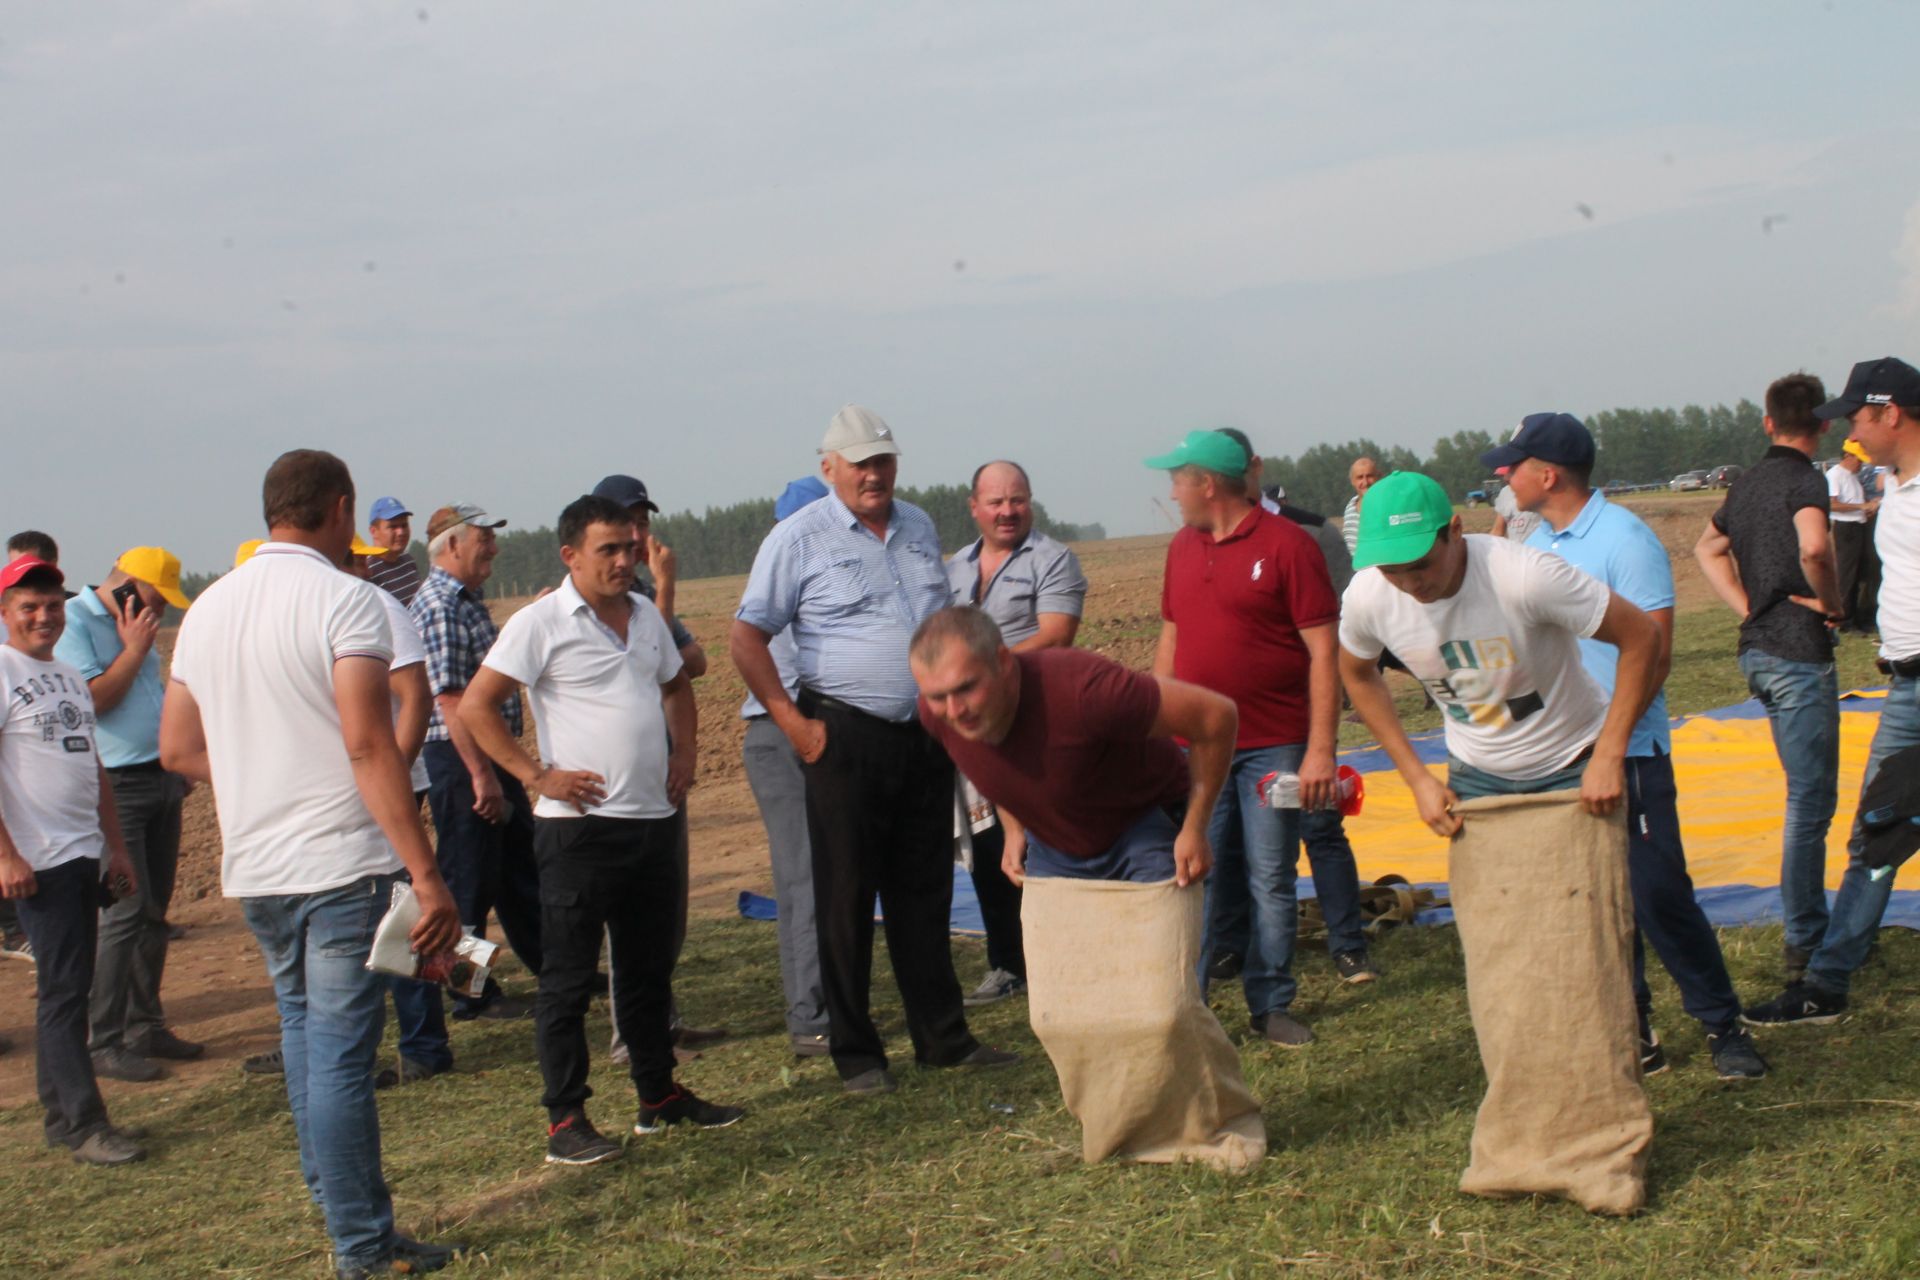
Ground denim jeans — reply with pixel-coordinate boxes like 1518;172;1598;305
1808;674;1920;994
1207;805;1368;959
1027;805;1180;884
1446;753;1588;800
88;765;185;1054
240;875;397;1272
1201;743;1305;1019
1738;650;1840;953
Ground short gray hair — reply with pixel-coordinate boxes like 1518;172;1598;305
910;606;1004;669
428;524;466;562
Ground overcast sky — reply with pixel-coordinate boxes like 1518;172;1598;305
4;1;1917;578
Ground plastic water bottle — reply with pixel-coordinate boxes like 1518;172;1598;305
1258;765;1364;815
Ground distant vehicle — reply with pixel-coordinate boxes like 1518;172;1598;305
1464;489;1489;507
1604;479;1633;492
1708;464;1744;488
1670;470;1710;492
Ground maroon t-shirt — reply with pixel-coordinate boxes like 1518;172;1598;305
919;648;1190;859
1160;505;1338;748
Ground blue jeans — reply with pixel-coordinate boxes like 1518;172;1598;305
1447;753;1588;799
1201;744;1305;1019
1207;805;1367;958
240;875;397;1272
1808;674;1920;994
1739;650;1841;953
1027;806;1180;883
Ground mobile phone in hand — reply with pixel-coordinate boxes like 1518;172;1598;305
111;581;145;618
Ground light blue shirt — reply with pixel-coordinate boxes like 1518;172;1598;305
739;627;800;719
946;529;1088;648
1526;490;1674;757
51;587;165;767
735;492;951;722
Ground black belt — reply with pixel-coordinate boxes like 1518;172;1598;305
1879;655;1920;680
797;688;916;729
107;759;166;775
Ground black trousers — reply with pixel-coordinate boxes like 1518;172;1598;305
14;857;111;1147
967;824;1025;977
798;690;977;1079
89;765;185;1053
1834;520;1871;630
534;814;679;1120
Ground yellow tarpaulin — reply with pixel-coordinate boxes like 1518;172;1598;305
1347;707;1882;889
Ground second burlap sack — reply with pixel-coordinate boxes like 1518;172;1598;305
1022;876;1266;1173
1449;789;1650;1216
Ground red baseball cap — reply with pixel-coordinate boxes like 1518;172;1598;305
0;555;64;593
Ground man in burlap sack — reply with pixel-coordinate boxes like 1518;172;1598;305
1337;471;1663;1216
910;605;1266;1173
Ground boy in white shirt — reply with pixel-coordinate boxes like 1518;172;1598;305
460;495;744;1166
0;554;144;1166
1336;471;1662;1214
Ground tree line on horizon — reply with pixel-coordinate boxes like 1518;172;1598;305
177;398;1843;597
1254;399;1844;522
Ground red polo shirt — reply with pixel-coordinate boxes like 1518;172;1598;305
1160;505;1338;748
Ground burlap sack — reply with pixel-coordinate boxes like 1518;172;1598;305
1450;790;1650;1216
1022;876;1266;1173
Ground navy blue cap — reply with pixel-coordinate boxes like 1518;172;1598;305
1479;412;1596;472
368;496;411;522
1815;357;1920;420
590;474;659;513
775;476;828;521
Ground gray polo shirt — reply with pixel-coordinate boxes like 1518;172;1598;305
946;529;1088;647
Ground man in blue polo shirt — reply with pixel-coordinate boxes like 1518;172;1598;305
1492;414;1765;1080
55;546;205;1082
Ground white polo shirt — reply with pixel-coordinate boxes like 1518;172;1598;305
481;576;684;820
170;542;401;897
375;589;433;795
1877;469;1920;662
0;647;104;872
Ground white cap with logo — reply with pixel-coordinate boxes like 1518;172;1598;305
818;404;901;463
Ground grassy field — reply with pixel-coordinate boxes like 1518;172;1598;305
3;494;1912;1278
6;922;1920;1278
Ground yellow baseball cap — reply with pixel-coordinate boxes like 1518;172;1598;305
116;546;192;610
349;536;385;557
1844;438;1873;464
233;539;264;568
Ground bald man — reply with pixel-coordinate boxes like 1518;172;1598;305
1342;457;1380;555
946;460;1089;1006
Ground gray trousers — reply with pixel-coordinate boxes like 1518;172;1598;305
89;766;185;1054
743;716;828;1038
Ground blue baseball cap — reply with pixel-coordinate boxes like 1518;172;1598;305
1479;412;1596;472
590;474;659;513
368;496;411;523
775;476;829;521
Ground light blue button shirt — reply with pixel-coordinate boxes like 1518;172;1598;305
51;588;165;767
740;628;800;719
1526;490;1675;757
736;492;952;722
946;529;1088;648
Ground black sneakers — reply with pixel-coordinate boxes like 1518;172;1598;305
634;1086;746;1136
1333;950;1377;985
1706;1025;1768;1080
335;1233;466;1279
545;1114;622;1165
1742;983;1848;1027
1206;949;1245;982
1639;1027;1669;1077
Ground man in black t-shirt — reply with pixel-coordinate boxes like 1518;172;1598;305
1695;373;1846;984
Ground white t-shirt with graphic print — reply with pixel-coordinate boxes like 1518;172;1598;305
0;647;104;872
1339;534;1611;780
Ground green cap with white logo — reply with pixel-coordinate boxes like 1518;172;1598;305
1352;471;1455;569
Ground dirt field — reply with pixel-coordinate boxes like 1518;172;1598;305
0;496;1730;1107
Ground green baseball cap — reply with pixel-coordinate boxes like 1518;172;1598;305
1143;429;1249;475
1352;471;1454;569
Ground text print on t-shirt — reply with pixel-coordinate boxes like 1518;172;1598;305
10;669;98;752
1411;636;1546;729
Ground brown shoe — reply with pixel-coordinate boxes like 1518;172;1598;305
72;1128;146;1166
